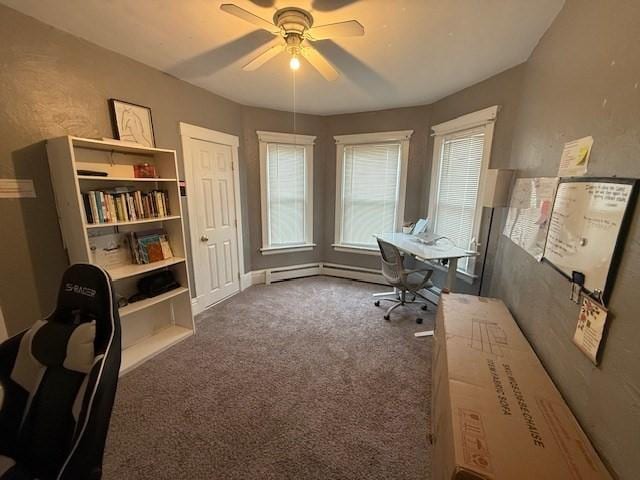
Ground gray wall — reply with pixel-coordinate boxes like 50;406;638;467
320;105;431;271
427;65;526;293
321;65;526;294
240;105;327;271
0;3;527;332
0;5;246;334
488;1;640;478
2;3;639;475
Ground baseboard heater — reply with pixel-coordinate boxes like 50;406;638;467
265;263;322;284
261;262;443;305
263;262;385;285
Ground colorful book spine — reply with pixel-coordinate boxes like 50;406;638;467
82;194;93;224
81;189;170;224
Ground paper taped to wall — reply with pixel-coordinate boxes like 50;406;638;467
573;296;608;364
558;136;593;177
503;177;559;261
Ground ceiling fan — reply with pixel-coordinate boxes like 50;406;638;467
220;3;365;81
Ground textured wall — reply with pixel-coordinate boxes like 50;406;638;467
0;3;528;335
427;65;526;293
240;105;328;271
320;66;525;295
0;5;244;334
2;0;638;475
321;104;432;270
488;1;640;478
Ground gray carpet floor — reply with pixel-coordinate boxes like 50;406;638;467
104;276;433;479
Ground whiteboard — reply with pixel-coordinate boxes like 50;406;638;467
543;180;636;297
503;177;558;261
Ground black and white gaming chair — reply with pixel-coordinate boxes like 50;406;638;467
0;263;121;480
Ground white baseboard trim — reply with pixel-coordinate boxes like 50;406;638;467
191;296;205;315
241;270;264;290
266;262;321;284
320;263;387;285
238;262;391;289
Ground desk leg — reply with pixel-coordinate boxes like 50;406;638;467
415;257;457;339
446;257;458;292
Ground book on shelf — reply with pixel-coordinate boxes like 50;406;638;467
81;188;170;224
88;232;131;269
127;228;174;265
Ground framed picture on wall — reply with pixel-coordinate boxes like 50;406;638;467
108;98;156;147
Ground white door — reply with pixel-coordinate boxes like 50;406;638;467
190;138;240;307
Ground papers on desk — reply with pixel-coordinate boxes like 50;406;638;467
376;232;476;260
413;232;447;246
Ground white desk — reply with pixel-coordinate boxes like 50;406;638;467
375;232;476;292
375;233;477;338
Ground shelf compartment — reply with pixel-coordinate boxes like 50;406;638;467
120;325;193;375
71;137;175;155
107;257;185;281
77;175;178;182
85;215;181;229
119;287;189;317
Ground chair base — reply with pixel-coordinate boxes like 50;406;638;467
373;290;429;324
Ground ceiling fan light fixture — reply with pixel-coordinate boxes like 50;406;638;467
221;3;364;81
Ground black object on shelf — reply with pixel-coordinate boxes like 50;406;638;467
77;169;108;176
128;270;180;304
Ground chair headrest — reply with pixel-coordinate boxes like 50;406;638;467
29;319;96;373
51;264;117;351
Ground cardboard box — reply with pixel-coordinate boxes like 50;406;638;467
432;294;612;480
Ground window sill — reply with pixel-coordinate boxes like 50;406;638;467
332;244;380;256
260;244;316;255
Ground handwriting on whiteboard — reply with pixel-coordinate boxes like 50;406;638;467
543;181;633;295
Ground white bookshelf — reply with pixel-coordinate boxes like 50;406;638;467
46;136;195;375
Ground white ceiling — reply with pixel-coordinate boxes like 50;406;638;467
2;0;564;115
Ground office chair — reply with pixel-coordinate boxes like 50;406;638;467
0;263;121;480
374;238;434;324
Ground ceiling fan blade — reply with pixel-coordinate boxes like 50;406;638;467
247;0;276;6
311;0;359;12
301;45;339;81
306;20;364;40
220;4;280;34
243;43;284;71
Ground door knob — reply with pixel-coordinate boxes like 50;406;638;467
200;235;209;242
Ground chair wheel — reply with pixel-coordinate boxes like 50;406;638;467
421;305;428;311
384;315;390;321
374;300;380;307
416;318;423;324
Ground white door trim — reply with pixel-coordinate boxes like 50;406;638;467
179;122;245;314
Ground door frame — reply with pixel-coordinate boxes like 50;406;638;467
179;122;245;314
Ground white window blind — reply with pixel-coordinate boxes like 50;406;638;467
340;143;402;247
432;127;485;271
266;143;306;245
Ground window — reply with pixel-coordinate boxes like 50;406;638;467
333;131;412;253
258;131;315;254
428;106;498;274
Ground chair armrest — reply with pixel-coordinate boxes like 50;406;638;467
0;332;24;383
0;331;26;456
